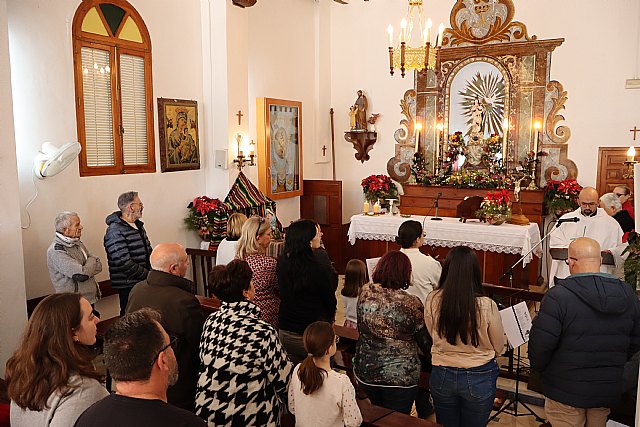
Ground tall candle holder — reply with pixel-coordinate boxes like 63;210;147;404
623;160;637;179
232;134;256;171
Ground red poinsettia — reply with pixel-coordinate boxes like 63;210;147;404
185;196;228;240
543;179;582;215
361;174;398;202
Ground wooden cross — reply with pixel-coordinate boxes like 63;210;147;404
236;110;244;126
631;126;640;141
322;145;327;156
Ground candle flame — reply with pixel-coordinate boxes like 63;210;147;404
533;120;542;130
415;122;422;131
436;123;444;131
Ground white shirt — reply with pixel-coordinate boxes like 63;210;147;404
288;365;362;427
548;207;623;286
215;238;239;266
400;247;442;305
342;295;358;324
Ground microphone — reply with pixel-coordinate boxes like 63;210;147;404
435;192;443;200
555;217;580;227
431;192;443;221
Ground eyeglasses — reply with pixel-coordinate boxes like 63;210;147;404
564;256;579;265
579;201;598;207
150;335;178;367
614;193;627;197
335;335;340;344
255;217;266;239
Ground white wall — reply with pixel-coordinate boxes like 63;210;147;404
329;0;640;222
8;0;209;299
0;0;27;376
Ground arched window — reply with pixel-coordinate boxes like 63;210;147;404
72;0;154;176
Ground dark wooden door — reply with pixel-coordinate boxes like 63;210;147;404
300;180;345;272
596;147;634;202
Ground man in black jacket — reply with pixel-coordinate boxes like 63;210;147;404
104;191;152;315
125;243;204;412
529;237;640;427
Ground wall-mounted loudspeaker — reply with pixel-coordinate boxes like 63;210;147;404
215;149;228;170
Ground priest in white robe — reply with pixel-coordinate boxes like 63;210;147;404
548;187;623;286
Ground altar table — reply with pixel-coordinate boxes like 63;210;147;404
347;214;542;287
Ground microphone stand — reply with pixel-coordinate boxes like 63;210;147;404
431;193;443;221
490;222;567;423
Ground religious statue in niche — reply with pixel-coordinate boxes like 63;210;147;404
354;90;368;131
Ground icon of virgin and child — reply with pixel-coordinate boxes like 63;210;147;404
270;108;299;193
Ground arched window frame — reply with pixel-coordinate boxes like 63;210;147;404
72;0;155;176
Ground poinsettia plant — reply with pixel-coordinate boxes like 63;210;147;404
184;196;229;241
477;189;512;220
543;179;582;216
361;174;398;202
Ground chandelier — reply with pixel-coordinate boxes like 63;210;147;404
387;0;444;78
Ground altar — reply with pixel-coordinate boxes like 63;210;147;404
347;213;542;288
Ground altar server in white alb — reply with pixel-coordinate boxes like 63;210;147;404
548;187;623;286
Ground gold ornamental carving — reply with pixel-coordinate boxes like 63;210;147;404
545;81;571;144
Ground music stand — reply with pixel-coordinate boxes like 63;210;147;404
549;248;615;266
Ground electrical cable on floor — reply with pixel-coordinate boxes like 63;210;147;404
21;172;38;230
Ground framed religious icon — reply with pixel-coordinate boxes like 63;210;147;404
158;98;200;172
256;98;303;199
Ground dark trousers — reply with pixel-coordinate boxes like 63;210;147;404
117;287;132;316
359;383;418;415
430;359;499;427
278;329;306;365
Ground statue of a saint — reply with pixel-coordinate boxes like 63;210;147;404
354;90;368;131
348;105;357;130
469;97;485;137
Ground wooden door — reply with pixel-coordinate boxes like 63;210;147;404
300;180;345;272
596;148;634;201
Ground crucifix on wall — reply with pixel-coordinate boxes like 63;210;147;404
630;126;640;141
237;110;244;126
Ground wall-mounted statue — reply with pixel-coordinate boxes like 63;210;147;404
354;90;368;131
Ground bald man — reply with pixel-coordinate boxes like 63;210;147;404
126;243;204;412
548;187;623;286
530;238;640;427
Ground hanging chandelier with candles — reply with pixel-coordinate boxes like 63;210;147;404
387;0;444;78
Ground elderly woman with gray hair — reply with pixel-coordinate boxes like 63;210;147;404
47;211;102;304
600;192;634;242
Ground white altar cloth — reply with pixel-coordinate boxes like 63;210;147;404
348;214;542;266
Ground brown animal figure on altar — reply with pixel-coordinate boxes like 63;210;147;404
456;196;484;223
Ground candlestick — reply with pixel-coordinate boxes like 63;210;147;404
373;201;381;214
437;23;444;47
387;25;393;47
400;19;407;43
363;200;370;214
414;122;422;153
628;146;636;162
436;122;444;166
426;19;432;44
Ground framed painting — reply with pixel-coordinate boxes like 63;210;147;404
256;98;303;199
158;98;200;172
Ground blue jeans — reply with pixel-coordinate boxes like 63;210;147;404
430;359;499;427
358;383;418;414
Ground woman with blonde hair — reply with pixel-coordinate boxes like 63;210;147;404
7;293;108;426
236;216;280;327
216;212;248;266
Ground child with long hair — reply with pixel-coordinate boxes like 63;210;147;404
288;321;362;427
340;259;367;329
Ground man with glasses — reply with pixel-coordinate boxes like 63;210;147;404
104;191;153;315
126;243;204;412
529;237;640;427
75;309;206;426
548;187;623;286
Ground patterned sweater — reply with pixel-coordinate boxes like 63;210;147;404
195;301;292;426
245;254;280;328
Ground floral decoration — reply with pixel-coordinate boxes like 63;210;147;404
623;231;640;290
361;174;398;202
477;189;512;224
184;196;229;241
543;179;582;216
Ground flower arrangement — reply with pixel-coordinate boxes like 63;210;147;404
184;196;229;241
543;179;582;216
361;174;398;202
477;189;512;224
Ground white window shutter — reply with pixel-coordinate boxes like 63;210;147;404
81;47;114;167
119;53;148;165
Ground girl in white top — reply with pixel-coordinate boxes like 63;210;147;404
340;259;368;329
288;321;362;427
215;212;247;266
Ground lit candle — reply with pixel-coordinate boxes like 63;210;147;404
387;25;394;48
502;117;509;159
373;201;381;214
415;122;422;153
400;19;407;43
426;19;432;44
437;23;445;47
249;140;255;156
363;200;370;214
628;146;636;162
533;120;541;160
